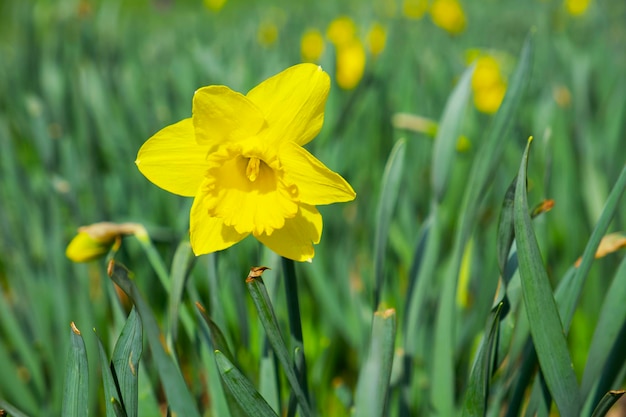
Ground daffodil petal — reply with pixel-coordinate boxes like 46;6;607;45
193;85;266;147
190;190;249;255
280;142;356;205
136;118;209;197
256;204;322;262
246;63;330;146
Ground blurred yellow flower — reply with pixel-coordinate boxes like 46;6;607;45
66;222;146;263
565;0;591;15
203;0;226;12
326;16;357;47
336;39;367;90
471;55;507;114
136;64;356;262
367;23;387;57
257;21;279;47
301;29;325;63
429;0;467;35
402;0;428;19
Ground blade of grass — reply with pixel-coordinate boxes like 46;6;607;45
590;390;625;417
196;303;243;417
111;307;142;417
353;309;397;417
0;401;30;417
281;257;310;405
431;33;534;416
513;137;581;415
214;350;279;417
581;256;626;398
559;164;626;332
431;64;474;203
462;302;504;417
497;177;517;276
246;267;312;417
108;261;201;417
373;139;406;309
95;331;127;417
62;322;89;417
167;241;195;348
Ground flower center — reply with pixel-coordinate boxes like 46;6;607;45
246;157;261;182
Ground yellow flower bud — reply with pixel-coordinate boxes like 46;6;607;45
429;0;467;35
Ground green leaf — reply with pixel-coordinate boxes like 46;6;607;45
353;309;397;417
431;64;474;202
167;241;195;346
111;307;142;417
95;331;127;417
246;268;312;417
196;303;236;363
496;177;517;275
108;262;201;417
558;164;626;332
430;32;534;416
513;137;581;415
462;302;503;417
590;390;625;417
373;139;406;309
0;400;32;417
214;350;279;417
62;323;89;417
581;256;626;404
195;302;246;417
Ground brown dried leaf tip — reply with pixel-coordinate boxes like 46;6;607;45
246;266;270;283
70;321;81;335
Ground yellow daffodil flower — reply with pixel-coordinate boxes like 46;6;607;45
257;21;279;47
471;54;507;114
203;0;226;12
565;0;591;16
136;64;356;262
367;23;387;58
402;0;428;19
301;29;325;63
429;0;467;35
326;16;357;47
336;39;367;90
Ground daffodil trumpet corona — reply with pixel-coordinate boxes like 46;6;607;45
136;64;356;262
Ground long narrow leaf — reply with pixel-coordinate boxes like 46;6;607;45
111;307;142;417
215;350;279;417
246;268;312;417
95;332;127;417
513;137;581;415
431;64;474;202
462;302;503;417
62;322;89;417
353;309;397;417
559;164;626;331
581;256;626;397
590;390;625;417
108;262;201;417
373;139;406;308
430;33;534;416
196;303;244;417
496;177;517;275
167;241;195;346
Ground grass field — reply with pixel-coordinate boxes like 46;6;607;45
1;0;625;416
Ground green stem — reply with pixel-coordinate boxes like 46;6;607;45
281;257;310;407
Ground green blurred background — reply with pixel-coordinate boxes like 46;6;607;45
1;0;625;415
